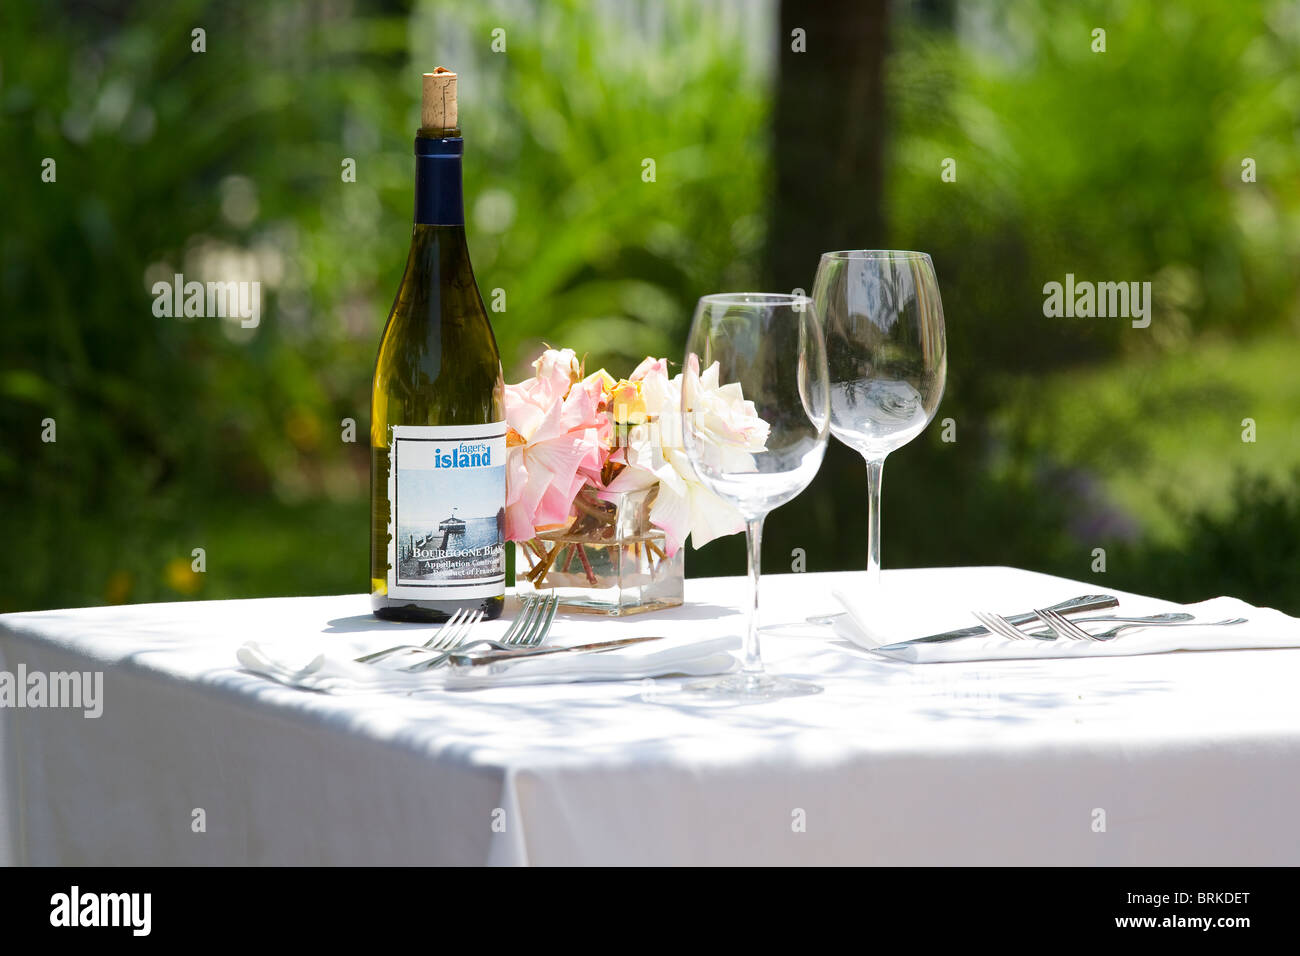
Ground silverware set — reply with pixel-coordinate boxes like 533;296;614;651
974;606;1246;644
353;594;559;670
871;594;1247;652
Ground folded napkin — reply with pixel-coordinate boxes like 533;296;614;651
831;593;1300;664
237;634;739;692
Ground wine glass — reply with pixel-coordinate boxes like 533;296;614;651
681;293;830;701
812;250;947;599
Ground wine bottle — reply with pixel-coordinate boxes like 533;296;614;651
370;68;506;622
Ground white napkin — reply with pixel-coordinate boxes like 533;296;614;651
237;634;739;692
831;592;1300;663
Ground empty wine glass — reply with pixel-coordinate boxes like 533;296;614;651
812;251;947;597
682;293;830;701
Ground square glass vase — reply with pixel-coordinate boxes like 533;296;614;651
514;486;683;616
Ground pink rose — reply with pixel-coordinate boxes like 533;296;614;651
503;349;608;541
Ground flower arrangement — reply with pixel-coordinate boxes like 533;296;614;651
505;347;768;590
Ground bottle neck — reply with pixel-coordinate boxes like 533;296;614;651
414;134;464;226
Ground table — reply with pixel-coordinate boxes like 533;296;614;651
3;567;1298;865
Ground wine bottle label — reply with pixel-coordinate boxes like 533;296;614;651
386;422;506;600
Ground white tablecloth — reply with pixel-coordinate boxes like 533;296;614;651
2;567;1298;865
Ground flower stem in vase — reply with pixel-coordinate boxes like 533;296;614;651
571;491;617;533
576;543;598;585
525;538;559;584
546;544;572;582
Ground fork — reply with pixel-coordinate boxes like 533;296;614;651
399;593;559;672
1034;607;1096;642
355;608;481;664
1035;607;1248;643
971;609;1033;641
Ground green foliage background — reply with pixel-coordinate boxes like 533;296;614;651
2;0;1298;613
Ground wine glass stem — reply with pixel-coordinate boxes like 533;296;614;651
743;516;765;675
866;456;885;592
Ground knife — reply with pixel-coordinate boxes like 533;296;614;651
449;636;664;667
872;594;1119;652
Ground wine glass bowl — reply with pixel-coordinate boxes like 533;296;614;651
815;251;946;456
683;299;828;518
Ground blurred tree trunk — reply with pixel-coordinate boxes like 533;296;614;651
759;0;891;576
765;0;890;292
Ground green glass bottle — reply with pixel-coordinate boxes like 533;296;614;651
370;69;506;621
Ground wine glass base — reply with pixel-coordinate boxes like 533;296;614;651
684;672;823;702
